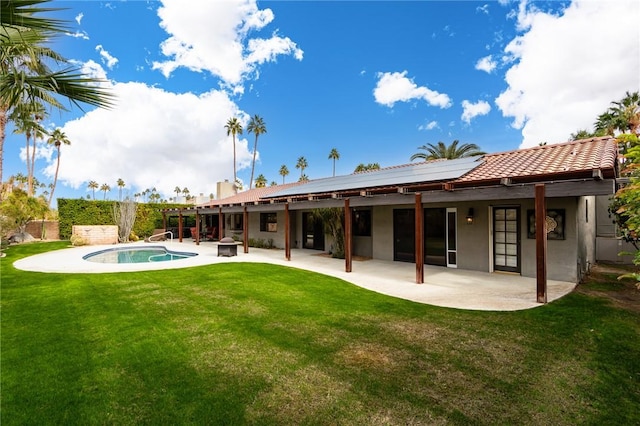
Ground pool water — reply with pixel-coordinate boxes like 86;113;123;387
83;246;198;264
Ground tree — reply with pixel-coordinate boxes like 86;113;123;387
254;173;267;188
182;187;190;201
410;140;485;161
595;91;640;136
299;174;309;182
9;102;46;196
116;178;125;201
112;198;137;243
328;148;340;177
247;114;266;189
279;164;289;184
0;0;115;185
311;207;345;258
87;180;98;199
609;134;640;287
354;163;380;172
46;127;69;206
174;186;181;199
0;187;48;241
100;183;110;200
225;117;243;186
296;156;308;179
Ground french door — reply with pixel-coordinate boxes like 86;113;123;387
493;207;520;273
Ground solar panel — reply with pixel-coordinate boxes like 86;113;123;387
265;156;483;198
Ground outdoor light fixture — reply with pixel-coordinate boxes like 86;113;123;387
466;208;474;224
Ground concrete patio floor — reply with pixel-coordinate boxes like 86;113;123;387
13;239;576;311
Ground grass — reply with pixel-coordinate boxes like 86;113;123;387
2;242;639;425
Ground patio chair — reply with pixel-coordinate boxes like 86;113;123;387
190;227;198;240
205;226;217;240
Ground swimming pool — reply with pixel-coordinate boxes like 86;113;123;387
83;246;198;264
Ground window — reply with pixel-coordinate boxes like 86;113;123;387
260;212;278;232
230;213;243;231
353;209;371;236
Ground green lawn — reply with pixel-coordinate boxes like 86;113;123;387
2;242;639;425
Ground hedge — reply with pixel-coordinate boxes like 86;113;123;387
57;199;189;240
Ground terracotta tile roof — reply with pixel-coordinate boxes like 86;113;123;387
199;181;307;206
454;136;618;184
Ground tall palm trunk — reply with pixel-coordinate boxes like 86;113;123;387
232;134;237;185
25;133;32;195
48;143;61;206
250;136;258;189
0;106;7;190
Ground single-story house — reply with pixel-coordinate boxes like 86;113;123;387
162;136;623;299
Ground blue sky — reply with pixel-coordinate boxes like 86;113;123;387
4;0;639;203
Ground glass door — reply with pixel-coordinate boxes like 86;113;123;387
446;208;457;268
493;207;520;273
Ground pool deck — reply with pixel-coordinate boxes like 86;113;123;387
12;240;576;311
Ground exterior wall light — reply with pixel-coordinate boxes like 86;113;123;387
466;208;474;224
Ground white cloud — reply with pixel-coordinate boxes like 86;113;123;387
69;31;89;40
475;55;497;73
151;0;302;90
461;100;491;124
48;76;253;200
496;0;640;147
75;12;83;25
95;45;118;69
419;121;439;131
477;4;490;15
373;71;452;108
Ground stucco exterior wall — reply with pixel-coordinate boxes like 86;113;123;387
246;210;286;249
576;196;596;280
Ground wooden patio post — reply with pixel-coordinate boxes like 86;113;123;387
344;198;352;273
535;184;547;303
178;210;183;242
243;206;249;253
218;207;223;240
415;193;424;284
285;203;291;261
195;211;200;245
162;213;167;231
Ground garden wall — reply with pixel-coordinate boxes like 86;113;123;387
25;221;60;240
72;225;118;245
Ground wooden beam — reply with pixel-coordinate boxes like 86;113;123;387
535;184;547;303
218;207;223;240
415;193;424;284
243;206;249;254
178;210;183;242
162;212;167;231
285;203;291;261
195;211;200;245
345;198;352;273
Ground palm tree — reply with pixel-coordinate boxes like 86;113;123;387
354;163;381;172
116;178;125;201
182;187;190;201
279;164;289;184
87;180;98;199
595;91;640;136
174;186;181;199
100;183;110;200
296;156;308;179
410;140;486;161
254;174;267;188
328;148;340;177
9;102;46;196
247;114;267;189
0;0;115;185
299;174;309;182
224;117;243;185
46;127;70;206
